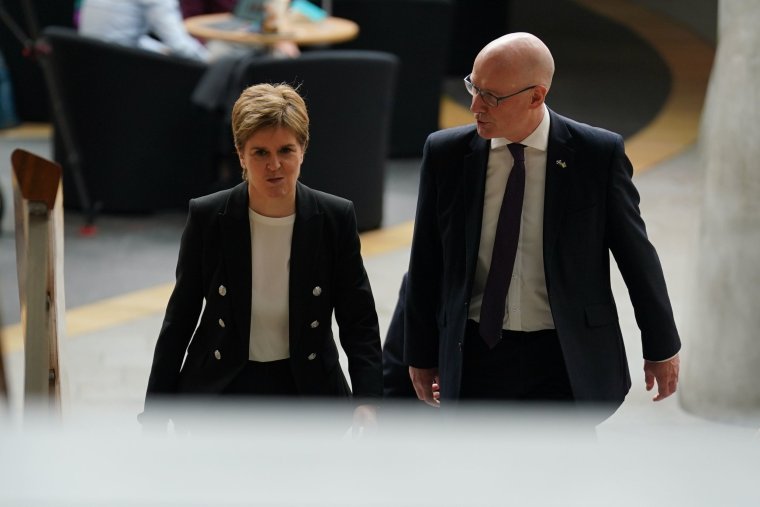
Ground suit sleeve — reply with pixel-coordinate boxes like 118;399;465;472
404;135;444;368
145;200;206;397
606;136;681;361
332;202;383;399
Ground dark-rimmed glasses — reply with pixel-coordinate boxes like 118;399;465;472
464;75;537;107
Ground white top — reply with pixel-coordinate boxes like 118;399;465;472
248;210;295;361
79;0;210;62
468;105;555;331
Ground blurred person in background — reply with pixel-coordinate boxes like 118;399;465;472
79;0;210;61
179;0;300;59
179;0;236;17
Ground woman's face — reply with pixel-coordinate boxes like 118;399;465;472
239;126;304;215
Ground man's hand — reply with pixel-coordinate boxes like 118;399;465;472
644;354;680;401
409;366;440;408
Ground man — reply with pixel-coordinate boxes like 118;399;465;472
404;33;680;411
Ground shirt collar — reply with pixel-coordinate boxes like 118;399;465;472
490;104;550;151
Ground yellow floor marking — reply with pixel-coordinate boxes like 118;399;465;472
575;0;715;171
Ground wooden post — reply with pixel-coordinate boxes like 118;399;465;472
11;148;64;415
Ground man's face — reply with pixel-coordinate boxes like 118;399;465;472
468;57;536;140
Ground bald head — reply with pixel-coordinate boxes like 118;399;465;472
468;33;555;141
476;32;555;91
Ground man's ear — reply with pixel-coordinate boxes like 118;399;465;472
530;85;548;108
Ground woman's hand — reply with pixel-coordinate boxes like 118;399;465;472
352;404;377;438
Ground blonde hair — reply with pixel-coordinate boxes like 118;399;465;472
231;83;310;178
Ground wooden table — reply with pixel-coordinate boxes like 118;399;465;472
185;13;359;46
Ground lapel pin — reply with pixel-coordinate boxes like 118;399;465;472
556;160;567;168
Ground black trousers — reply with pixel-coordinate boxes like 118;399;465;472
460;320;573;402
223;358;298;396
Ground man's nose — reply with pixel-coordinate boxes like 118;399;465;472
470;92;486;113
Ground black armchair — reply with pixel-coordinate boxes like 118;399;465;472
332;0;453;157
41;26;220;213
230;49;398;231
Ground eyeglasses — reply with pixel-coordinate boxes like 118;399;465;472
464;75;537;107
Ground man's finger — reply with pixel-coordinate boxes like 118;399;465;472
645;371;655;391
656;376;678;401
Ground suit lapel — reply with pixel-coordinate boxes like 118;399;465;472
220;182;253;343
289;182;322;350
464;133;490;291
544;110;575;269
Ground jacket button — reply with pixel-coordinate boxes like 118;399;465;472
218;318;226;328
310;320;319;329
307;353;317;360
312;286;322;296
214;350;221;360
218;285;227;296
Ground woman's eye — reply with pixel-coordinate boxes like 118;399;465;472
280;147;294;154
253;150;267;157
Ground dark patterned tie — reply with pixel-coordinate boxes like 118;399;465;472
479;143;526;348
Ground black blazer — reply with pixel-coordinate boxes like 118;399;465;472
146;181;382;401
382;273;416;398
404;110;681;404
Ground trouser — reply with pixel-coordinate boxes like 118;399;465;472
460;320;573;402
223;358;298;396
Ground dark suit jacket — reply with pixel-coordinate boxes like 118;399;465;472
382;273;416;398
404;110;681;404
146;181;382;402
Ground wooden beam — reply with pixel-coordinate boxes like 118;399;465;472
11;149;64;415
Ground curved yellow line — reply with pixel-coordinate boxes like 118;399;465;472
565;0;714;171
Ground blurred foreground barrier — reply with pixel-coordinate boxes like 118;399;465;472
1;402;759;506
11;149;64;415
0;305;6;403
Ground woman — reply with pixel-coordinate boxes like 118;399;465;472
143;83;382;428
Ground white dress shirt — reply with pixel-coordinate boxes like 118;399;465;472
468;105;555;331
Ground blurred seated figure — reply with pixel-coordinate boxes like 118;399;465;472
179;0;236;17
78;0;211;62
179;0;300;59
